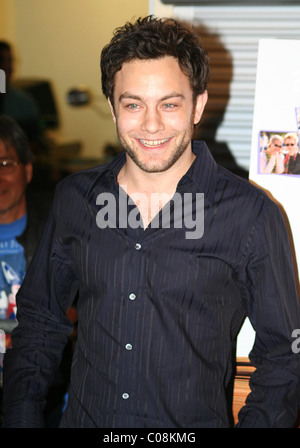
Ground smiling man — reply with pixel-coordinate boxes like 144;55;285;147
109;56;207;227
0;116;33;333
110;57;206;174
3;17;300;429
0;116;34;426
0;119;32;223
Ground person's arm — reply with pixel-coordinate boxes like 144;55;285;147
236;200;300;427
275;153;285;174
2;184;78;428
259;152;275;173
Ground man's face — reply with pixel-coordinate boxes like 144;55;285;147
0;140;32;223
284;137;298;154
109;56;207;174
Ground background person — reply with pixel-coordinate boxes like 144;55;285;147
0;115;74;427
283;132;300;174
0;42;41;146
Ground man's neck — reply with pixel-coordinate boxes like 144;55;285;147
119;149;195;192
0;203;27;225
117;151;196;228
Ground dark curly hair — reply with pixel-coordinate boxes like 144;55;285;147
0;115;33;164
100;16;210;106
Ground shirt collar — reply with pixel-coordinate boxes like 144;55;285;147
101;140;217;205
183;140;217;206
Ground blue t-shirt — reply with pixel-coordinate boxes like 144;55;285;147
0;215;27;320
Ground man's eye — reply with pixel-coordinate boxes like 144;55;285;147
127;104;139;110
164;103;176;109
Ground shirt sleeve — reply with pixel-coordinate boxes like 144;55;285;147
236;199;300;427
2;183;78;428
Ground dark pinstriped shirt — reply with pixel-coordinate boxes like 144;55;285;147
3;141;300;428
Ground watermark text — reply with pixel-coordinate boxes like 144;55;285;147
0;69;6;93
291;329;300;354
96;189;204;240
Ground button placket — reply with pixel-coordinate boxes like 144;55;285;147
122;343;133;402
121;241;144;404
129;293;136;301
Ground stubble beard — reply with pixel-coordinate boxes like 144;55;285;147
117;122;195;174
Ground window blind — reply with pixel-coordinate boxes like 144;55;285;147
171;5;300;172
162;0;299;5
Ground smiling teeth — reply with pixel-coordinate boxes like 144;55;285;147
140;138;169;147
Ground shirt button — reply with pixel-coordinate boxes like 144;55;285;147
125;343;133;351
129;293;136;301
135;243;141;250
122;393;129;400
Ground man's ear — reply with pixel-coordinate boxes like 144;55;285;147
25;162;33;185
193;90;208;125
108;98;116;124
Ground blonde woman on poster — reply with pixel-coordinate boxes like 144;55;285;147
260;134;285;174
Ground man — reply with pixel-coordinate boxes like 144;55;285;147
0;115;33;425
0;116;53;329
0;115;34;334
0;115;70;427
3;16;300;428
0;42;41;144
283;133;300;175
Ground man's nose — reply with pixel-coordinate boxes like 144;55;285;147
141;107;164;134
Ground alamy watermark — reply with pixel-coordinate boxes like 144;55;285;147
96;189;204;239
0;69;6;93
291;329;300;354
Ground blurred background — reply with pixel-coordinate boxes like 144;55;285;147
1;0;300;180
0;0;149;180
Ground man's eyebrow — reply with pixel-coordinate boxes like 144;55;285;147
118;92;185;102
119;93;142;102
160;93;185;102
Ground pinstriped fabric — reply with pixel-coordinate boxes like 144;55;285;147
3;141;300;428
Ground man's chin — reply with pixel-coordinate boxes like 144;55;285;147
127;155;179;174
125;146;190;174
0;197;26;223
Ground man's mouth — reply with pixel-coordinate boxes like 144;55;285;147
139;138;170;148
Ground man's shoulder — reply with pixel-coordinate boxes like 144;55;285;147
58;162;111;191
217;163;266;194
215;163;277;216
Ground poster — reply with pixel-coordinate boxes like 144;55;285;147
237;39;300;357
